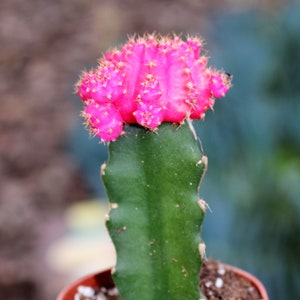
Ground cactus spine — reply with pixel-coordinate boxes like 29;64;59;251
102;121;206;300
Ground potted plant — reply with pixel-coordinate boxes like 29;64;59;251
58;34;268;299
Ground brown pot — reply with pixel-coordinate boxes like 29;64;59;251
225;264;269;300
57;265;268;300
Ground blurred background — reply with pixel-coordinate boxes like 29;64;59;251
0;0;299;299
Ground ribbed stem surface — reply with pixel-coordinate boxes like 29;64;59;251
102;122;206;300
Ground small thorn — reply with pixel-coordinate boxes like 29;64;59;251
117;226;127;234
198;199;212;213
199;243;206;259
111;203;118;209
101;163;106;176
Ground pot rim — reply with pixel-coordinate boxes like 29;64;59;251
57;264;268;300
224;264;268;300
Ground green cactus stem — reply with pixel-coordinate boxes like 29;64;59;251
102;121;207;300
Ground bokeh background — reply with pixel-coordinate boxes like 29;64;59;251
1;0;299;299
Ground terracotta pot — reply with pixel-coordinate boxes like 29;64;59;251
225;264;269;300
57;265;268;300
57;269;113;300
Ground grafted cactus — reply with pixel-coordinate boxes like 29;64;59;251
76;34;231;300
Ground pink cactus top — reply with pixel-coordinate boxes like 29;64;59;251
76;34;231;142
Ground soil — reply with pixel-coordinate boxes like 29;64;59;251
74;259;262;300
199;259;262;299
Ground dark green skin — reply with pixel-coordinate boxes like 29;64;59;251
102;122;206;300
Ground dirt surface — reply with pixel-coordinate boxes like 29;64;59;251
200;259;262;299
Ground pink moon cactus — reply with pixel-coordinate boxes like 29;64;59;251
76;34;231;142
74;34;234;300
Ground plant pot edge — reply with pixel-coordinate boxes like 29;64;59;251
225;264;269;300
57;264;269;300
